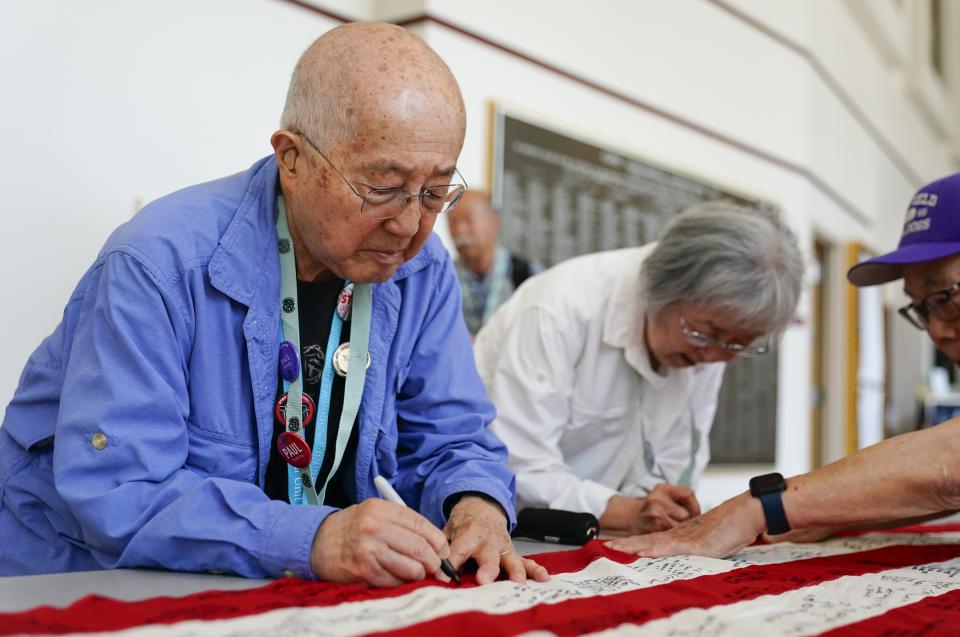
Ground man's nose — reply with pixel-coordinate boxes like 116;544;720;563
384;198;422;238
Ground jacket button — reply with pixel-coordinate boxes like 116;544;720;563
282;569;295;578
91;432;108;450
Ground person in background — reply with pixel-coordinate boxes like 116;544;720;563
448;191;543;336
607;173;960;559
474;201;804;536
0;22;547;588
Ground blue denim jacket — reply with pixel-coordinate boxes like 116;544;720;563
0;156;515;578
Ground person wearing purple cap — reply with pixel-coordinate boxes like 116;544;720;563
604;173;960;560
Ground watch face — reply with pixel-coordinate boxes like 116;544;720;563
750;472;785;495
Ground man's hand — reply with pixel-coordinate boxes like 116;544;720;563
310;499;451;587
605;493;766;558
444;495;550;585
600;484;702;535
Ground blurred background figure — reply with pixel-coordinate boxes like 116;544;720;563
448;191;543;336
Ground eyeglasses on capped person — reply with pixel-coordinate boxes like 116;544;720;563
293;129;467;220
680;317;771;356
899;282;960;330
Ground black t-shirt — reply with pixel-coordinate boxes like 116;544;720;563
264;277;359;509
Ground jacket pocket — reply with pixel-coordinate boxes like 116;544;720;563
185;419;257;482
569;396;627;434
3;361;62;451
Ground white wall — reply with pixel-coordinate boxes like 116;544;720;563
2;0;956;509
0;0;335;406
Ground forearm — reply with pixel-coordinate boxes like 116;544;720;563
517;469;617;518
783;421;960;530
62;471;332;578
836;510;960;533
395;430;517;530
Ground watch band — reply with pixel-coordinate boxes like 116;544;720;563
757;491;791;535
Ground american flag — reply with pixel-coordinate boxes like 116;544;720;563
4;524;960;636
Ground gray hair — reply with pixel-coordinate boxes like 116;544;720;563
279;41;359;150
642;200;804;334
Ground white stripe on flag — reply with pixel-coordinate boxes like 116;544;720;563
589;555;960;637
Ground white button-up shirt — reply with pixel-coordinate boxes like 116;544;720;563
474;245;725;518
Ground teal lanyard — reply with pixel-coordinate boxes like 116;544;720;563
481;246;511;324
276;196;372;505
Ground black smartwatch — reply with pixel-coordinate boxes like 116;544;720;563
748;472;790;535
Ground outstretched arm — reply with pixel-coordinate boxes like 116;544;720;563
608;420;960;558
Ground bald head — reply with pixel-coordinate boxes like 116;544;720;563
281;23;466;150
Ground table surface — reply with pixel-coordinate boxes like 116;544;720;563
0;538;569;613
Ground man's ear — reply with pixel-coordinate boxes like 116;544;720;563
270;130;299;176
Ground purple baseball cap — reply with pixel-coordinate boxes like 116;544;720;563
848;173;960;287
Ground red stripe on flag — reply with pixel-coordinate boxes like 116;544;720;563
818;588;960;636
363;544;960;637
0;542;632;636
834;522;960;537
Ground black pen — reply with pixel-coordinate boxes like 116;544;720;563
373;475;461;585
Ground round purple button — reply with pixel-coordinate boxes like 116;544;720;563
278;341;300;382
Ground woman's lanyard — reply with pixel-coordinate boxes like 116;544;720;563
641;405;700;487
275;195;373;505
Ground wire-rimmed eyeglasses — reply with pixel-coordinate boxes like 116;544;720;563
680;317;771;356
293;130;467;220
899;282;960;330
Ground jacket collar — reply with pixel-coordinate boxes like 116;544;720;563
208;156;279;313
602;262;644;353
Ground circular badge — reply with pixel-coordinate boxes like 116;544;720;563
275;392;316;426
277;431;311;468
278;341;300;382
332;342;372;378
282;297;295;313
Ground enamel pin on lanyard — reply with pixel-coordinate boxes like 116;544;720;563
275;195;373;505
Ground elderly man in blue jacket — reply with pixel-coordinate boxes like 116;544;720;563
0;23;548;588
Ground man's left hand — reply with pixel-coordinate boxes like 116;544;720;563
443;495;550;585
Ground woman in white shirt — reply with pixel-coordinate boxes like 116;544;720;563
473;201;803;536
